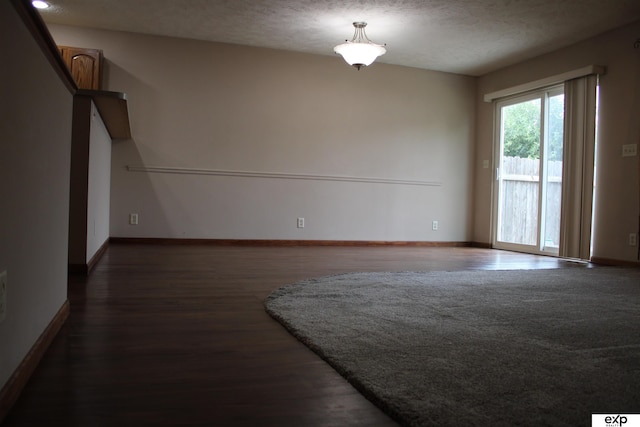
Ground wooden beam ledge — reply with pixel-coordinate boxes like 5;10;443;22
76;89;131;139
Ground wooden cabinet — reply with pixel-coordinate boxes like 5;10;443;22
58;46;131;139
59;46;103;90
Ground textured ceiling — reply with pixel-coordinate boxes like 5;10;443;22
36;0;640;76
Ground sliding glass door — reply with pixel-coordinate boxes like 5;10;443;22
494;87;564;255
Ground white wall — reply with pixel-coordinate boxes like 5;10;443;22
48;25;477;243
474;20;640;262
86;101;111;260
0;3;72;389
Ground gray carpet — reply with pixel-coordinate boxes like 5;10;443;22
264;268;640;427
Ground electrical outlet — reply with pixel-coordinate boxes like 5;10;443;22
629;233;637;247
432;220;439;231
129;213;139;225
0;270;7;323
297;217;305;228
622;144;637;157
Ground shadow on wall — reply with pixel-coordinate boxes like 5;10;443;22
108;61;173;238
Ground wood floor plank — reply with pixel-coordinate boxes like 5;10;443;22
3;245;587;426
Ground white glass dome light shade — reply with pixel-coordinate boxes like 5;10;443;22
32;0;50;8
334;22;386;70
334;42;386;69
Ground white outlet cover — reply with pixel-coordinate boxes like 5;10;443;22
622;144;637;157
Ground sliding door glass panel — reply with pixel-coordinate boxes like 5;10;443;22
541;92;564;252
497;98;541;246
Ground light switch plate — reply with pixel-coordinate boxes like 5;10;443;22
622;144;637;157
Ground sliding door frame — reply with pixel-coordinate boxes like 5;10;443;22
492;85;564;256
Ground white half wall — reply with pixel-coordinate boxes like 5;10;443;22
0;3;72;390
86;101;111;260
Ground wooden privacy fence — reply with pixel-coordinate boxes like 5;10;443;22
499;157;562;246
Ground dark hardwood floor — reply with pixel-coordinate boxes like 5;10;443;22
3;244;588;426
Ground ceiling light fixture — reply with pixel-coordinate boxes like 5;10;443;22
334;22;386;70
32;1;50;9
